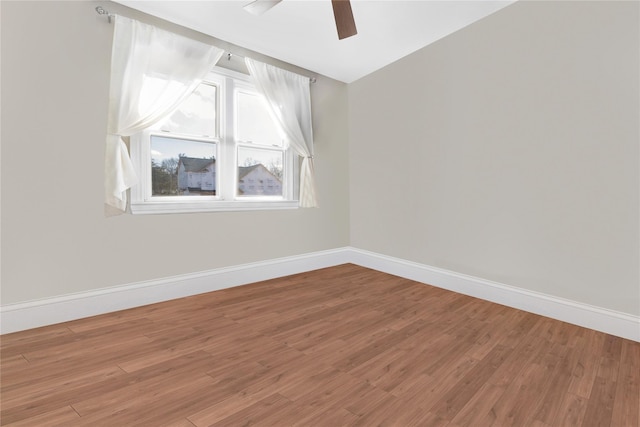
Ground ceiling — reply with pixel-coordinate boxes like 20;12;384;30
113;0;515;83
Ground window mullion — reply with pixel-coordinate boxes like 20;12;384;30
220;76;236;201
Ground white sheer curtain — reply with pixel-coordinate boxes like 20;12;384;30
245;58;318;207
105;16;224;213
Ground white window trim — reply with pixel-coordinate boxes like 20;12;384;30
130;67;299;215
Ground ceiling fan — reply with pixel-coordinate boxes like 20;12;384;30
244;0;358;40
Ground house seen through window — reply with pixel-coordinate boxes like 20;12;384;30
130;67;296;214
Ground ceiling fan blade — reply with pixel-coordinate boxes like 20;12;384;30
331;0;357;40
244;0;283;16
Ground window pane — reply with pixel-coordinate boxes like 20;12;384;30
151;135;216;196
236;91;283;147
152;83;217;137
237;147;283;197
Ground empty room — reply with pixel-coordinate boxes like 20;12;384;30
1;0;638;426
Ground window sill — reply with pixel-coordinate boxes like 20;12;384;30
130;200;299;215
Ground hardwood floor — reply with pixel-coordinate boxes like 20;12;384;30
1;264;638;426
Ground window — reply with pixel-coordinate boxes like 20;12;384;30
130;67;297;214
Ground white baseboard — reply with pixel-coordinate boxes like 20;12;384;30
345;247;640;342
0;248;350;335
2;246;638;342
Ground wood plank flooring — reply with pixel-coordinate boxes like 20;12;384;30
1;264;638;426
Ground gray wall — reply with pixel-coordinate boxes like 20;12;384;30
349;0;639;315
1;1;350;304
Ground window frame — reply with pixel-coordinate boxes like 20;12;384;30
130;67;298;214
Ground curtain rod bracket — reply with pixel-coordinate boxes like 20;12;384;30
96;6;114;23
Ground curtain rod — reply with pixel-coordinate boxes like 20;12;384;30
226;52;317;83
94;6;316;84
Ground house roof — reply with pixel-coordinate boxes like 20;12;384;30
179;157;214;173
238;164;282;183
238;164;264;180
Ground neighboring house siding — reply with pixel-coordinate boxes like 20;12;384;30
238;164;282;196
178;157;216;193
